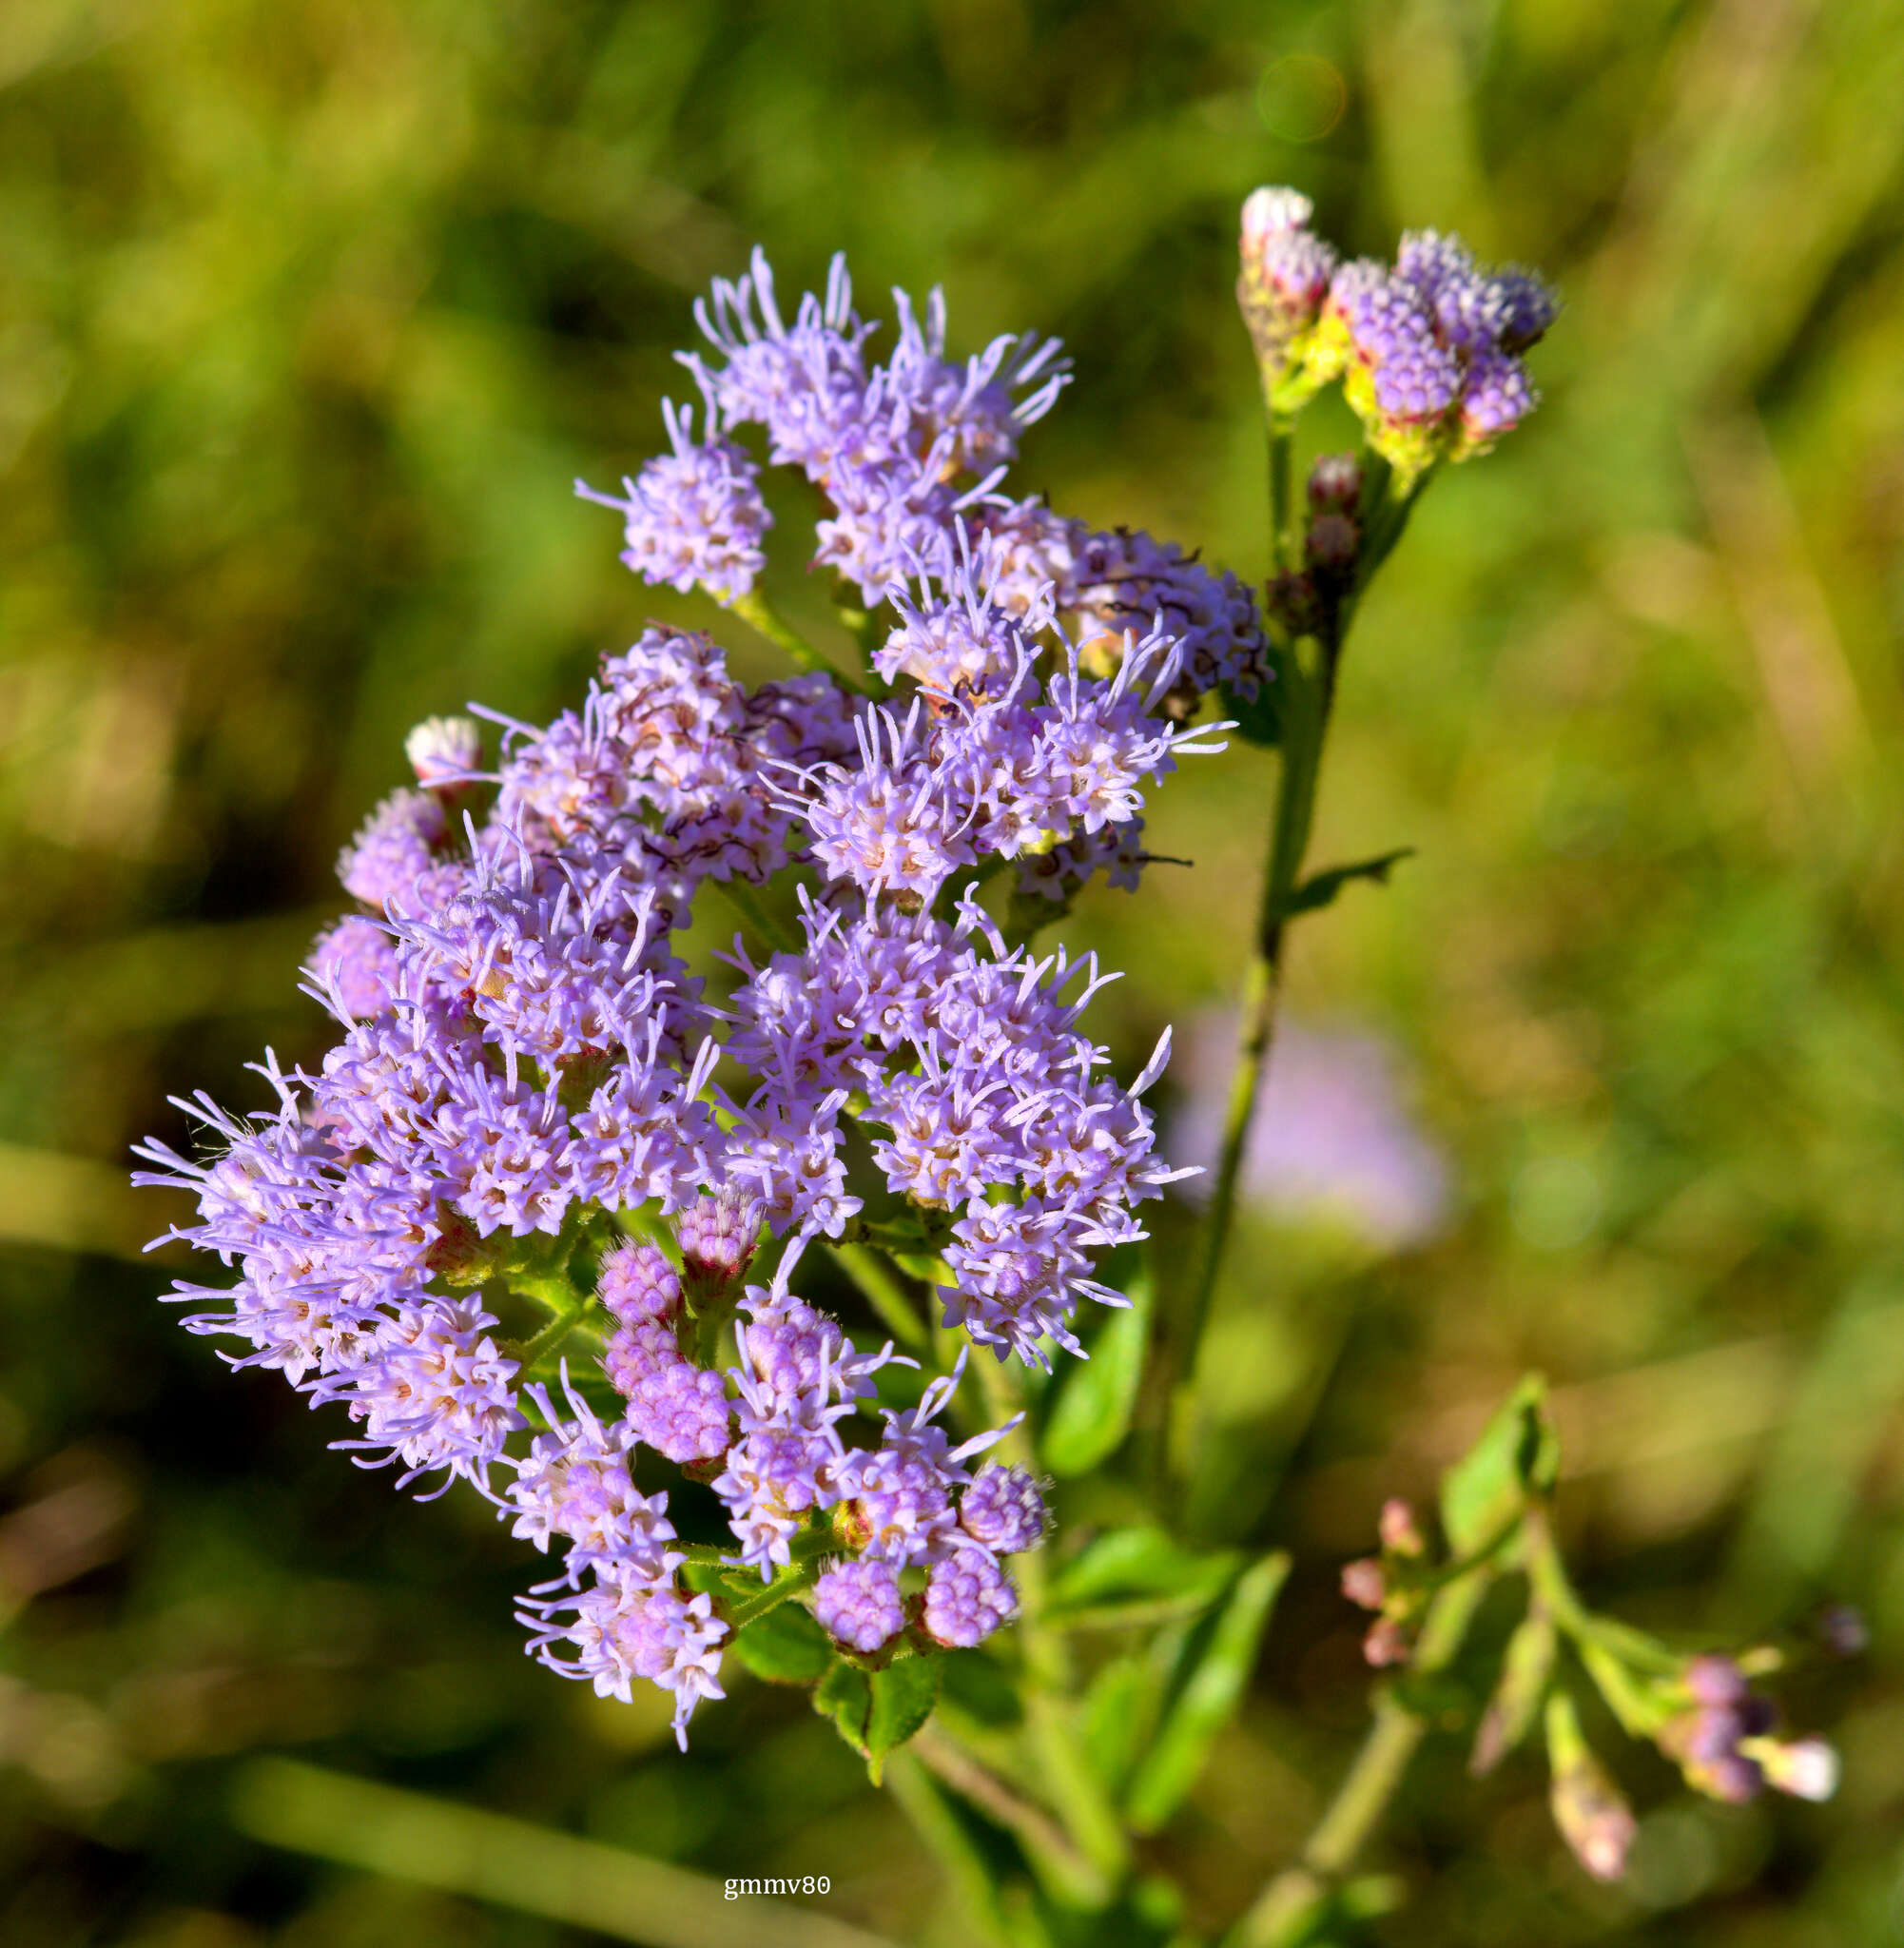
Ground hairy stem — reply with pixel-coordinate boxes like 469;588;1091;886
1228;1560;1496;1948
508;1285;595;1371
720;1558;819;1631
1165;458;1428;1477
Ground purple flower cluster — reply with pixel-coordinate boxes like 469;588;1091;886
1236;185;1558;486
1661;1654;1839;1805
139;246;1225;1741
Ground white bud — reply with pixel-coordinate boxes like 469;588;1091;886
405;715;483;789
1760;1737;1840;1802
1242;185;1314;244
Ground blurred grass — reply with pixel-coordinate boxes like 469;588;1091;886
5;0;1904;1942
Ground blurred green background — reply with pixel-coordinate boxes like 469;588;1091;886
5;0;1904;1941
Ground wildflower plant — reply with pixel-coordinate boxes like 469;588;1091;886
136;192;1842;1939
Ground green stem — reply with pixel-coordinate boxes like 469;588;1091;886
825;1239;931;1352
971;1358;1130;1893
721;1559;819;1632
884;1753;1023;1948
731;588;868;693
693;1296;733;1368
1164;620;1331;1472
509;1286;595;1370
1228;1560;1497;1948
909;1726;1105;1911
1270;419;1295;572
1162;459;1430;1480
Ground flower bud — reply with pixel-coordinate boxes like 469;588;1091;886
1753;1736;1839;1802
1363;1616;1410;1667
1551;1758;1636;1882
1683;1652;1748;1707
405;714;484;792
1546;1693;1635;1883
1237;185;1339;409
1341;1557;1386;1610
674;1189;764;1303
1307;452;1363;515
1378;1497;1425;1557
1306;513;1359;576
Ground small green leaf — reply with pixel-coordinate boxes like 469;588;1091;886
1439;1374;1559;1557
1123;1551;1291;1831
1471;1607;1558;1776
1047;1528;1241;1615
731;1602;832;1685
864;1656;942;1782
813;1659;872;1758
1039;1255;1155;1476
1275;847;1415;922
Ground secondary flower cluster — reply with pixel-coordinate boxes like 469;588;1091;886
137;246;1254;1743
1238;185;1559;486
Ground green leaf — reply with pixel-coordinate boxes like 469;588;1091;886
1471;1607;1558;1776
1046;1527;1241;1615
1080;1655;1156;1798
1039;1253;1155;1476
1275;847;1415;922
730;1601;832;1685
1439;1374;1560;1557
812;1659;872;1758
1220;672;1283;749
864;1656;942;1782
1122;1551;1291;1831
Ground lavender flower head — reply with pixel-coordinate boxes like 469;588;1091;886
576;397;771;606
135;241;1251;1745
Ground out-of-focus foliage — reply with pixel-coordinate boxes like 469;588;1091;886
4;0;1904;1941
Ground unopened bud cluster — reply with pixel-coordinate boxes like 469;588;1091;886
1238;186;1558;490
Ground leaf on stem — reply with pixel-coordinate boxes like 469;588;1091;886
813;1658;872;1754
1471;1607;1558;1776
1122;1550;1291;1831
865;1657;942;1782
1273;847;1415;923
730;1602;832;1685
1439;1373;1560;1558
1039;1253;1154;1476
1045;1527;1242;1619
813;1655;942;1783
